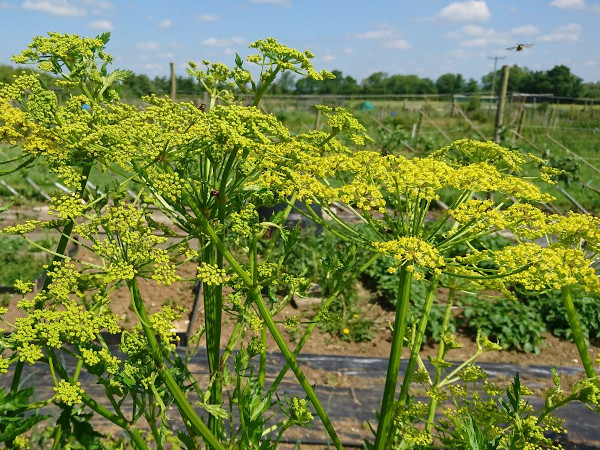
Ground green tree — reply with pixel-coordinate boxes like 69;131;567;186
582;82;600;98
362;71;388;94
385;74;436;95
270;71;296;94
435;73;464;94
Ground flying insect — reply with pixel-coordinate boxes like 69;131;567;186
507;44;534;51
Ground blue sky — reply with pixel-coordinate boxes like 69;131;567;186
1;0;599;85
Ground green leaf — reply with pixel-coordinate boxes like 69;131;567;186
204;404;229;419
0;387;35;412
0;414;48;442
97;32;111;45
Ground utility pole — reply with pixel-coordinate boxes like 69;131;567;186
488;56;506;98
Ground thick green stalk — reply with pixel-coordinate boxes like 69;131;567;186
203;243;223;437
249;288;343;450
128;280;224;450
398;275;439;404
561;286;597;380
373;268;412;450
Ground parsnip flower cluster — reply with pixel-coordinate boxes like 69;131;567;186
373;237;445;278
75;204;180;286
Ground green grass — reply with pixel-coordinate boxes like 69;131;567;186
0;234;56;286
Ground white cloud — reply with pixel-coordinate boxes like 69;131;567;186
87;19;112;30
539;23;582;42
250;0;292;7
444;23;539;49
22;0;86;16
550;0;585;8
437;1;491;22
0;2;16;8
343;48;354;54
201;37;246;47
196;13;218;21
83;0;113;15
510;24;539;35
158;18;172;28
384;39;411;50
459;38;487;47
135;42;161;51
356;26;396;40
322;54;336;63
590;2;600;11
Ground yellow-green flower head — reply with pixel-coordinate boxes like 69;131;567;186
493;243;600;293
1;220;42;236
85;204;180;285
197;262;229;286
11;32;112;76
53;379;84;406
314;105;372;145
449;199;505;232
503;203;549;240
547;211;600;252
289;397;314;424
49;194;86;219
12;297;120;350
0;355;10;374
149;305;185;351
13;279;35;294
432;139;527;173
248;38;334;81
373;237;445;275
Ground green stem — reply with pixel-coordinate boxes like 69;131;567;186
561;286;597;379
373;267;412;450
398;275;439;404
250;288;343;449
259;324;267;391
426;289;455;432
127;279;224;450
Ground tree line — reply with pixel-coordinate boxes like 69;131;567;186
1;63;598;99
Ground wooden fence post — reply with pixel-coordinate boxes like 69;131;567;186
494;65;510;144
170;62;176;101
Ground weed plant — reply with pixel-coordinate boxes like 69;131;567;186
0;32;599;450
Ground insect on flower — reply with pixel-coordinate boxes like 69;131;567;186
507;43;534;52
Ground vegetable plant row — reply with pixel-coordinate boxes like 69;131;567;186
0;32;598;449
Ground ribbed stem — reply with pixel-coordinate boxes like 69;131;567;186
373;268;412;449
561;286;596;380
398;275;439;404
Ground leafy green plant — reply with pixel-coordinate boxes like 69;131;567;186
519;288;600;345
0;236;55;286
1;31;599;450
459;295;546;353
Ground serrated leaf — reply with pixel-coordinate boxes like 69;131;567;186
204;403;229;419
97;32;111;45
0;387;35;412
0;414;48;441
